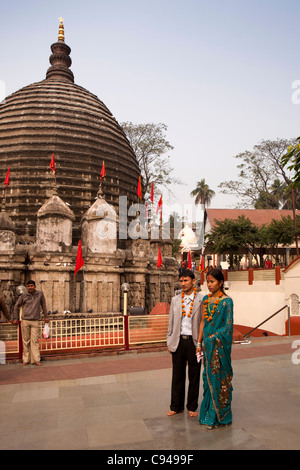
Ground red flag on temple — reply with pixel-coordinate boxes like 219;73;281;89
151;182;154;203
50;154;56;175
156;195;162;218
187;251;192;269
74;240;84;276
4;166;10;187
200;255;204;271
100;160;106;180
157;246;162;269
137;175;142;200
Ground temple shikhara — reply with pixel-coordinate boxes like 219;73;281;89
0;19;178;318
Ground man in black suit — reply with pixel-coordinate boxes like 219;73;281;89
166;269;203;417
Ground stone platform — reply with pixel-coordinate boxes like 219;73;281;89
0;335;299;451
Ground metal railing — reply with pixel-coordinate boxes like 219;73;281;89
242;305;290;338
0;323;19;355
0;313;170;360
39;316;125;353
128;315;169;345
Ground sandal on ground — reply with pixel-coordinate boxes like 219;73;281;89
199;423;215;430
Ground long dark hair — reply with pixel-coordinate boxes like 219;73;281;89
206;268;226;295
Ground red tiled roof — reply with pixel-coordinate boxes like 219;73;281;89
206;208;299;228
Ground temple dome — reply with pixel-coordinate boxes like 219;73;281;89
178;222;199;252
0;20;141;242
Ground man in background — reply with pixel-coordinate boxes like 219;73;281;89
13;280;49;366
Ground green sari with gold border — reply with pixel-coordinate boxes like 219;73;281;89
199;296;234;426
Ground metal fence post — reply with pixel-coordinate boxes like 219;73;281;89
18;321;23;360
124;315;129;350
287;305;291;337
248;268;254;285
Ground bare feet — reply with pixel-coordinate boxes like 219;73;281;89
34;362;42;366
188;411;198;417
167;410;182;416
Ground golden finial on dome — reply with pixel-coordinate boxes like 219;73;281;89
58;17;65;42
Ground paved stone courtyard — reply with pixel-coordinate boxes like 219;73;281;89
0;335;299;451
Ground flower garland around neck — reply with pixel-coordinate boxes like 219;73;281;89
181;288;197;317
204;291;223;322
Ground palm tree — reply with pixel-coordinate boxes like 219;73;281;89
190;179;215;208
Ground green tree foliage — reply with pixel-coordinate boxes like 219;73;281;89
219;138;300;209
121;122;180;198
282;138;300;189
266;216;296;246
205;215;300;268
205;216;259;267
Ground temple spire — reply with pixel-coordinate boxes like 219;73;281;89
58;17;65;42
46;18;74;82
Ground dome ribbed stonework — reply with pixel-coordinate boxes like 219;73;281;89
0;27;140;242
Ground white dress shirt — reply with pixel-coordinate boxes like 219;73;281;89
180;292;194;336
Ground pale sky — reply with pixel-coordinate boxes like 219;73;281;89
1;0;300;221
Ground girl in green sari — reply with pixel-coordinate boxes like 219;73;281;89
196;268;233;430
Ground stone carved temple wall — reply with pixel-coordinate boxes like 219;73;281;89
0;189;177;317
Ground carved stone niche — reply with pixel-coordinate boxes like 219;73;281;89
81;196;117;254
36;194;75;252
0;230;15;252
0;211;16;252
131;239;149;258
